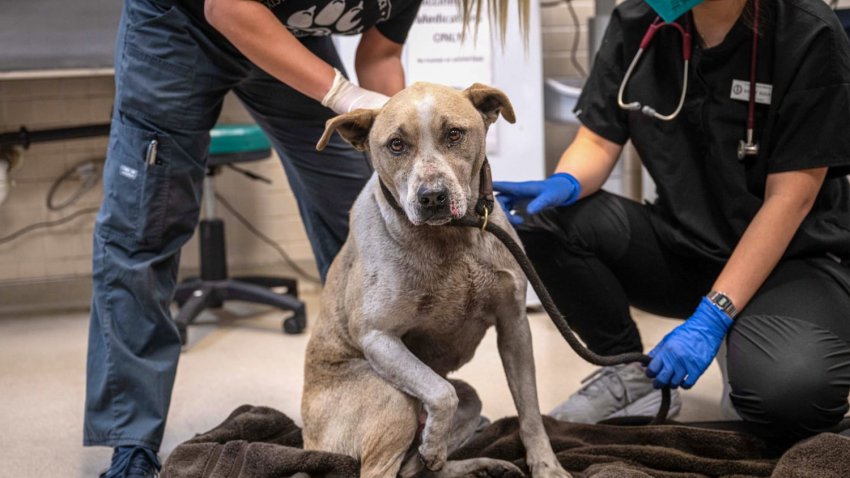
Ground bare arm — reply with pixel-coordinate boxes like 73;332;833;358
355;27;406;96
553;126;624;198
712;167;827;311
204;0;335;101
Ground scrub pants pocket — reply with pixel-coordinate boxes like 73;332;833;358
116;0;203;130
98;119;181;249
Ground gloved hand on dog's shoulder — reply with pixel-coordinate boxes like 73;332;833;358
493;172;581;225
322;68;389;114
646;296;734;389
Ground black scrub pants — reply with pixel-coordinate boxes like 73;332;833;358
518;191;850;441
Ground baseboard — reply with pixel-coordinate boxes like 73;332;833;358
0;260;321;318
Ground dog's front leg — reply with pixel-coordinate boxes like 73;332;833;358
361;330;458;472
496;305;572;478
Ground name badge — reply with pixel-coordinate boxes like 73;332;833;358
730;80;772;105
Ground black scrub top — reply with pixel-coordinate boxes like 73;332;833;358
176;0;422;44
259;0;422;43
575;0;850;262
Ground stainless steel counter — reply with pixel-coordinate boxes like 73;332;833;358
0;0;121;78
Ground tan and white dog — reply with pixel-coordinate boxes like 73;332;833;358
303;82;570;478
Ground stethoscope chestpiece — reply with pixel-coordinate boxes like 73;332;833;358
737;140;759;160
737;128;759;160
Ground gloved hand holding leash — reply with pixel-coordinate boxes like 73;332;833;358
647;296;734;389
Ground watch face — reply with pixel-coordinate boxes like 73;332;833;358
709;292;737;317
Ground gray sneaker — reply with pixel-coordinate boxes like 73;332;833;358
549;362;682;424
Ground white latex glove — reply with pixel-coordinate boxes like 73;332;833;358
321;68;389;114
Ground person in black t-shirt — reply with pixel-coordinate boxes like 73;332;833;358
83;1;535;476
495;0;850;443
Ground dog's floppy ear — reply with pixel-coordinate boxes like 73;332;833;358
464;83;516;126
316;109;376;152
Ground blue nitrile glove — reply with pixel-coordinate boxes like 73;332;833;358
493;173;581;225
646;296;734;389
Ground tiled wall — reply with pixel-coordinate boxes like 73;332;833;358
539;0;646;199
0;77;314;286
541;0;594;79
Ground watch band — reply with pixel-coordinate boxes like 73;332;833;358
707;291;738;319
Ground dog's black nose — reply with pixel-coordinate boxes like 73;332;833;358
417;185;449;209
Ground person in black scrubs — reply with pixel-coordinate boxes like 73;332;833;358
495;0;850;442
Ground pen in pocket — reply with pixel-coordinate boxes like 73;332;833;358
145;139;159;167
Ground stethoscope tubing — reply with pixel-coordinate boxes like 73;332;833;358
617;18;693;122
617;4;762;160
618;49;690;121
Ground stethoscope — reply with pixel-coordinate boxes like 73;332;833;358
617;0;762;160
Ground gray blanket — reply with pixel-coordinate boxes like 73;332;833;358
161;405;850;477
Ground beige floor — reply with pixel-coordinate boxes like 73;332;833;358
0;288;727;477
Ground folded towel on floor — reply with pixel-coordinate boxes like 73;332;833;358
161;405;358;478
771;432;850;478
162;405;850;477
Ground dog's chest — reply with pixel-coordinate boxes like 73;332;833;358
400;254;516;375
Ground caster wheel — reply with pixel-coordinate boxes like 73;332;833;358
283;310;306;335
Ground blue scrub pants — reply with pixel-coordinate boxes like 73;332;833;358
84;0;370;450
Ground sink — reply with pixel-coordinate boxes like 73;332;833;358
544;77;584;124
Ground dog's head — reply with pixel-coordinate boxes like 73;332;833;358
317;82;515;226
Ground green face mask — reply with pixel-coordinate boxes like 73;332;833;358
645;0;704;23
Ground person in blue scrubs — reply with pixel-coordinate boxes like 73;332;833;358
496;0;850;443
84;1;424;476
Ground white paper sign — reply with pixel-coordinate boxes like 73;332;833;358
404;1;493;86
404;0;496;149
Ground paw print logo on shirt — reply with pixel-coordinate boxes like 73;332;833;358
286;0;386;36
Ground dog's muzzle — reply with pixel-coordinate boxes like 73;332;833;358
415;184;452;221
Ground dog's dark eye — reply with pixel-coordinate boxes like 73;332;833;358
446;128;464;145
388;138;406;155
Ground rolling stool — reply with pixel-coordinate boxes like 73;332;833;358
173;124;306;344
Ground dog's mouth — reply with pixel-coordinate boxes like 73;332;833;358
421;214;453;226
408;197;465;226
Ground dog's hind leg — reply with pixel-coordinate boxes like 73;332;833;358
304;362;420;478
358;372;422;478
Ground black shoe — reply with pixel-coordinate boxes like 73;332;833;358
100;446;161;478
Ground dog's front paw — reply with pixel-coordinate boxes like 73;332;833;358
470;458;525;477
529;458;571;478
418;441;448;471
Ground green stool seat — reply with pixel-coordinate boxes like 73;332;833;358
209;124;272;165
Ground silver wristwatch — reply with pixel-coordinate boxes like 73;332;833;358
707;291;738;319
